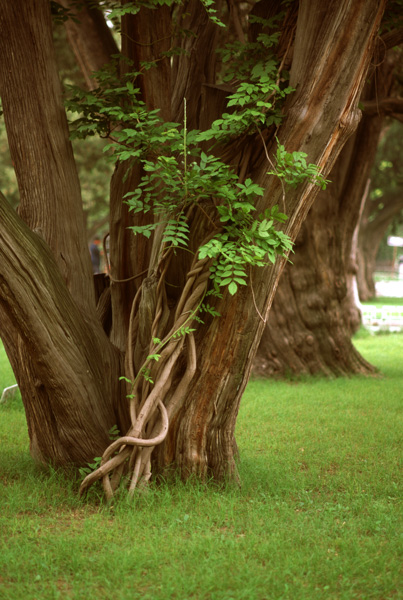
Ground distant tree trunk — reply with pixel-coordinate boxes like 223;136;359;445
357;193;403;300
0;0;385;494
254;44;396;377
356;45;403;301
254;145;376;377
60;0;119;89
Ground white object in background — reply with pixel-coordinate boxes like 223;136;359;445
387;236;403;247
0;384;18;404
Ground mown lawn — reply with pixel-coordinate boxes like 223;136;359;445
362;296;403;309
0;333;401;600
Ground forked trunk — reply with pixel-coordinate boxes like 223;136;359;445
0;0;386;494
114;0;384;485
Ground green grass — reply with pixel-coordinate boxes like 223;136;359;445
362;296;403;308
0;334;402;600
0;343;16;392
374;272;402;282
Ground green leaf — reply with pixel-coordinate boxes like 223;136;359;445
219;277;233;286
228;281;238;295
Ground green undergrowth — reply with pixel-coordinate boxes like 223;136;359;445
0;334;402;600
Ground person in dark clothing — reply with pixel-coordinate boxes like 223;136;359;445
90;237;101;273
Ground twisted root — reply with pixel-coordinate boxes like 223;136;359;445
79;252;211;498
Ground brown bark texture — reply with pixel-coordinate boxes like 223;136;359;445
254;44;398;378
0;0;122;465
0;0;386;495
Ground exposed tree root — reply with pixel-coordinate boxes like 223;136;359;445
79;251;211;498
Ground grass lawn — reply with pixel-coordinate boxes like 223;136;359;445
362;296;403;309
0;334;402;600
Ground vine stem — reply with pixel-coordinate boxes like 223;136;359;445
249;265;267;324
79;251;213;498
183;97;188;199
256;125;286;213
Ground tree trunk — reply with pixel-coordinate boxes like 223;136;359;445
357;192;403;300
0;192;124;464
0;0;385;494
0;0;123;463
60;0;119;90
255;42;396;377
151;0;385;477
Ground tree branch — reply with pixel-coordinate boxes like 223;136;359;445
361;97;403;116
60;0;119;90
381;26;403;50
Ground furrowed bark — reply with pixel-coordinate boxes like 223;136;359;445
154;0;386;477
0;1;128;467
255;42;396;377
0;0;94;313
0;193;123;465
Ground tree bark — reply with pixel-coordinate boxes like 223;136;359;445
255;41;396;377
0;0;125;464
0;193;124;464
0;0;95;313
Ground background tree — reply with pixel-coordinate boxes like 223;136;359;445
254;39;403;377
357;121;403;300
0;0;385;497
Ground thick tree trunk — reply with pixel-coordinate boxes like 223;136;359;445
0;193;124;464
151;0;385;476
254;126;378;377
0;0;125;464
255;43;396;377
0;0;385;491
0;0;95;312
253;195;375;378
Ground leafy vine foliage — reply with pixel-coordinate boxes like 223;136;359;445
66;0;328;497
